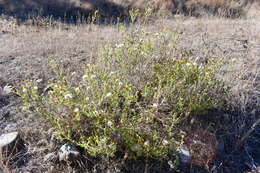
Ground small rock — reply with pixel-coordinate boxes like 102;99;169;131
58;143;80;162
36;78;43;83
2;84;13;95
0;132;19;148
0;131;24;157
177;145;191;163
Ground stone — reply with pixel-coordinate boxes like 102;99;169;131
177;145;191;163
58;143;80;162
0;132;19;148
2;85;13;95
0;131;24;157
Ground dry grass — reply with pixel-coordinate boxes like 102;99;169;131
0;3;259;172
0;0;259;21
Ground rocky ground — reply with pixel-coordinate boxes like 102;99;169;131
0;8;260;173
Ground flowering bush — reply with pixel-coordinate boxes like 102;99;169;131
17;28;228;160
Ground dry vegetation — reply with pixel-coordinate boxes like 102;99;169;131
0;0;259;21
0;1;260;173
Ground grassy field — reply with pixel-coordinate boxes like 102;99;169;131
0;1;259;173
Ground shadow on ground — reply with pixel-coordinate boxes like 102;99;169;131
0;0;127;23
0;0;253;24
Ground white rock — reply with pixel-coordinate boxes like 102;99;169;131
0;132;19;148
177;145;191;163
58;143;80;162
2;85;13;95
0;131;24;158
0;131;25;167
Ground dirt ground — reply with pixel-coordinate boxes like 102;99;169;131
0;7;259;173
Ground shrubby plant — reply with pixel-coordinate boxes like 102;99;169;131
17;28;228;160
129;8;141;23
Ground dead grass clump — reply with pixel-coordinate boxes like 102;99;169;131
184;129;218;166
0;0;257;24
123;0;255;18
150;0;257;18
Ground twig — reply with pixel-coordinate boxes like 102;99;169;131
244;146;258;171
236;118;260;147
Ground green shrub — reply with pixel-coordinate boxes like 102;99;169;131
17;28;228;160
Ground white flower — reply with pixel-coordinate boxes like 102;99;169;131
22;88;27;93
118;82;123;87
85;97;89;101
100;137;107;143
168;160;175;169
64;93;73;99
36;78;43;83
90;74;96;79
144;141;150;146
82;75;88;80
21;106;29;112
152;103;158;108
110;71;116;75
186;62;197;66
107;121;113;127
117;43;124;48
33;86;38;90
74;107;80;113
106;92;112;97
162;139;169;145
75;87;80;92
